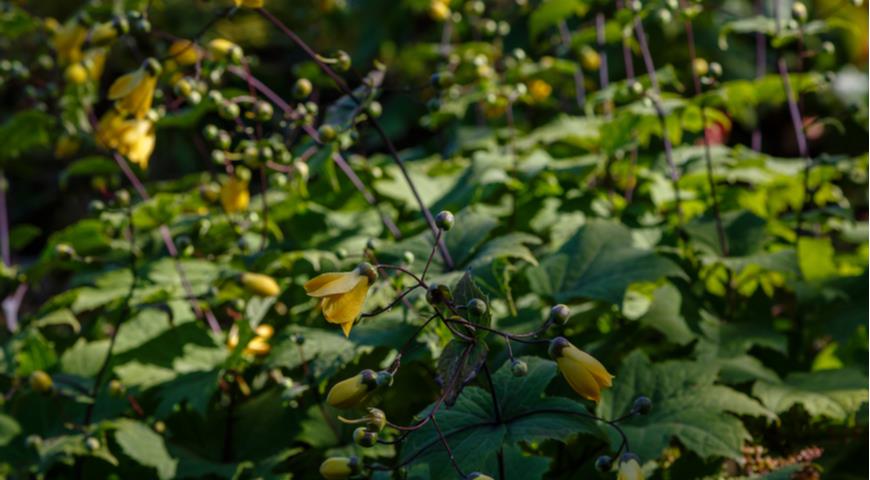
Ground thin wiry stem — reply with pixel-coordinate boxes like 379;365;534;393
258;8;453;268
681;2;728;255
558;20;586;110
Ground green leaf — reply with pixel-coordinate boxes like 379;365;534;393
529;0;588;39
114;419;178;479
436;339;489;406
0;110;54;161
0;414;21;447
598;351;773;461
797;237;838;281
402;357;597;479
752;369;868;420
59;156;120;189
527;220;685;304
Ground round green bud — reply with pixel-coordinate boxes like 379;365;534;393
426;283;452;305
435;210;455;230
356;262;379;284
88;199;105;214
403;251;415;264
353;427;378;447
255;101;273;122
114;190;130;207
792;2;807;22
376;370;394;388
366;101;382;118
467;298;487;316
632;395;652;415
293;78;313;99
29;370;53;393
547;336;570;359
218;101;240;120
594;455;613;472
204;124;220;142
335;50;352;72
318;124;337;142
294;333;305;345
511;359;528;377
549;304;571;325
431;71;454;89
154;420;166;434
85;437;100;451
55;243;76;260
109;379;126;397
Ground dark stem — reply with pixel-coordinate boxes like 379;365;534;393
431;416;466;478
777;58;811;239
259;166;269;251
558;20;586;110
258;8;453;267
752;0;766;151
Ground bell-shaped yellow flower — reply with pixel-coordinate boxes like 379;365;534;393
108;58;161;119
53;19;87;65
617;454;644;480
83;47;108;81
326;369;378;409
549;337;614;402
220;176;250;213
95;111;156;169
241;272;280;297
233;0;265;8
319;456;359;480
207;38;243;63
304;263;378;337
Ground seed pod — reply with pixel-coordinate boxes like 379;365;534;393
241;272;281;297
467;298;487;316
318;124;337;142
511;359;528;377
293;78;313;99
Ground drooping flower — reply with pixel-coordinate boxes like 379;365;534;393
207;38;243;63
108;58;161;118
53;18;88;65
303;263;377;337
326;369;378;409
617;454;644;480
233;0;265;8
220;176;250;213
548;337;614;402
241;272;280;297
95;110;156;169
319;456;359;480
83;47;108;81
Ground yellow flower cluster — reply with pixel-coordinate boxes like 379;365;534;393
304;263;378;337
96;58;162;169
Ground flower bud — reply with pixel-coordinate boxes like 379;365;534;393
55;243;76;260
353;427;378;447
549;304;570;325
594;455;613;472
355;262;378;284
85;437;100;451
29;370;53;393
318;124;337;142
467;298;487;316
435;210;455;230
326;369;378;408
467;473;494;480
109;379;126;397
692;58;709;77
241;272;280;297
618;453;643;480
319;456;360;480
549;337;614;402
511;359;528;377
293;77;313;99
792;2;807;22
426;283;452;305
632;395;652;415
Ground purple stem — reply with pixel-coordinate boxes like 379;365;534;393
558;20;586;110
0;171;9;266
752;0;766;151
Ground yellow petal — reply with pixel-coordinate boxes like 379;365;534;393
321;278;369;327
557;356;601;402
618;459;643;480
108;69;145;100
304;271;362;297
563;344;614;389
340;321;353;337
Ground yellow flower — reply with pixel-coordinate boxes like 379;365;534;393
220;176;250;213
528;79;552;102
168;39;201;66
548;337;613;402
428;0;451;21
617;455;643;480
108;58;161;119
53;19;87;65
326;370;378;409
89;17;128;47
304;263;378;337
64;63;88;85
580;46;601;71
241;272;281;297
319;456;359;480
95;110;156;169
227;324;275;357
234;0;265;8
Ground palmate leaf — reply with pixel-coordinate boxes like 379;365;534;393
527;220;685;305
598;351;774;461
752;369;868;421
114;419;177;479
401;357;600;480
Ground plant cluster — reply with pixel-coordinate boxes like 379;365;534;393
0;0;867;479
